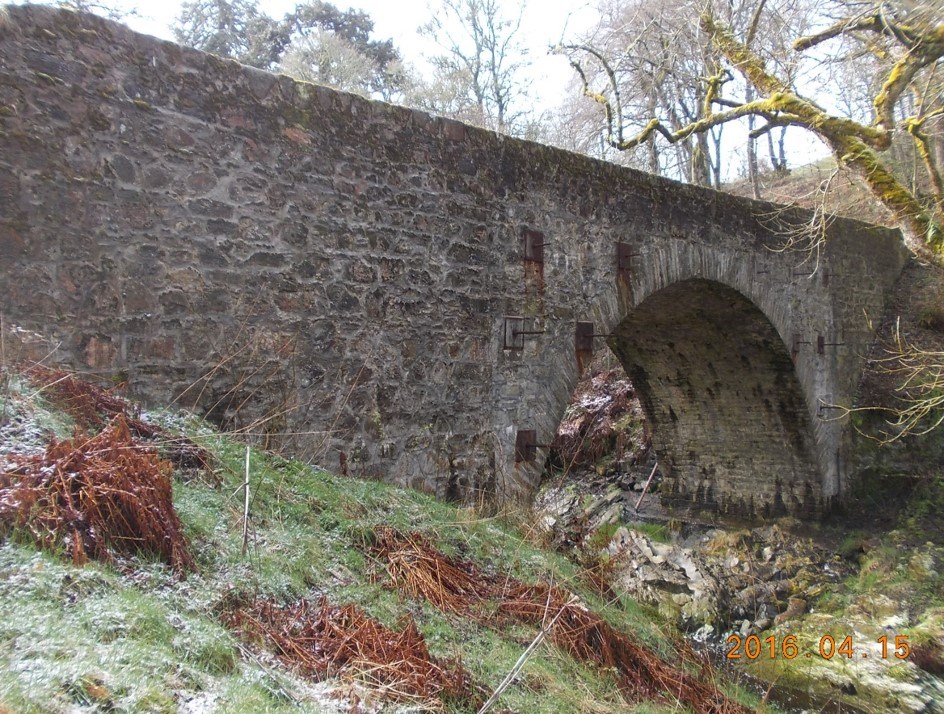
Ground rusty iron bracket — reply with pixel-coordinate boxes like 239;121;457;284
576;321;593;353
616;242;638;282
817;335;845;355
522;228;546;264
504;316;543;349
515;429;550;463
576;321;614;353
791;333;812;360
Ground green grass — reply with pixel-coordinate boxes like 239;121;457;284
0;399;760;713
0;545;242;713
625;521;672;543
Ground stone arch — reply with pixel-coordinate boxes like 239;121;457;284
607;278;824;518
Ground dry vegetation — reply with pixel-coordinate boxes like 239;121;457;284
371;527;750;714
21;364;212;471
226;596;480;709
0;414;194;572
0;363;770;713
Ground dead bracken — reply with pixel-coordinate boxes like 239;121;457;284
226;596;480;709
23;364;133;433
371;527;750;714
0;414;194;572
499;583;750;714
22;364;212;473
372;526;498;614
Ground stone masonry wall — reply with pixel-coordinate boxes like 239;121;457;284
0;6;907;515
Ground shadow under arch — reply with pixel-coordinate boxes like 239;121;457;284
608;278;824;519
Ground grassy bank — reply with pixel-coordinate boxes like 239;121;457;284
0;367;765;713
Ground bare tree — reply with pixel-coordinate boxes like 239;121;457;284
417;0;532;134
545;75;628;160
565;0;944;254
559;0;718;184
280;1;407;99
281;31;376;92
174;0;408;99
174;0;286;68
559;0;821;191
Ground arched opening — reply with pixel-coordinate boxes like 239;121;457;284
607;279;822;518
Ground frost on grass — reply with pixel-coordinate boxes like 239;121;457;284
0;543;231;713
0;376;74;464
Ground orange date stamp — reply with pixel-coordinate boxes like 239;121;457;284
725;634;910;660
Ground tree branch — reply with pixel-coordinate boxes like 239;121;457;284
873;51;939;144
793;14;884;52
748;115;801;140
905;108;944;213
744;0;769;48
702;13;890;148
702;9;943;251
560;43;628;146
609;97;802;153
701;68;733;118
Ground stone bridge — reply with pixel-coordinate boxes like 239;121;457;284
0;6;909;518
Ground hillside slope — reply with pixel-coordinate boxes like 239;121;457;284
0;365;762;714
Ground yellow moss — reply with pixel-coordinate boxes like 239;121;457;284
836;135;943;250
905;117;944;206
873;57;913;137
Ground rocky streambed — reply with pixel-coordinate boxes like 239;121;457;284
539;484;850;636
538;482;944;713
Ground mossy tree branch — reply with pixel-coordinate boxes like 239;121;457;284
563;6;944;255
906;108;944;213
704;10;944;252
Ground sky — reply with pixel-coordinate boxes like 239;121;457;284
107;0;600;111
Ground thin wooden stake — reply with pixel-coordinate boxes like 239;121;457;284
634;461;658;510
241;444;251;556
476;595;577;714
0;312;8;429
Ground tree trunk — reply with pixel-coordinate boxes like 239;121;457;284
828;133;943;252
712;127;723;188
692;132;712;186
775;127;788;172
746;84;760;198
